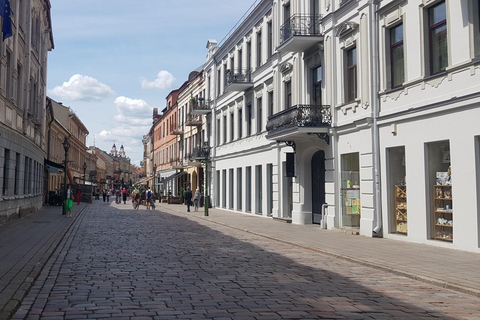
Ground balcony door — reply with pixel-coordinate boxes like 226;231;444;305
311;66;322;105
312;150;325;224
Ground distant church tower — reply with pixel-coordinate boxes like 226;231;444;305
110;143;118;157
119;145;126;158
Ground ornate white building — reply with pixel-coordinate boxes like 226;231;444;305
196;0;480;252
0;0;54;222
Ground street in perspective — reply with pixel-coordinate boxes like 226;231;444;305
1;200;480;320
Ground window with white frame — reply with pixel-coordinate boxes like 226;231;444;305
285;81;292;109
389;23;404;88
427;1;447;75
257;97;263;133
346;47;357;102
257;30;262;68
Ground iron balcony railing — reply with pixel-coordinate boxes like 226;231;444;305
280;14;323;44
266;105;332;134
185;113;202;125
190;98;211;112
192;146;210;161
226;69;252;85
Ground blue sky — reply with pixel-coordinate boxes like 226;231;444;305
47;0;258;166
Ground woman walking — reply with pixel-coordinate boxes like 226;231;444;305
65;185;73;217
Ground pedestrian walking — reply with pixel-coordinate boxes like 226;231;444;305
122;188;127;204
102;189;106;202
146;187;153;210
193;188;200;212
116;189;121;203
76;188;81;205
106;190;110;202
185;187;192;212
65;185;73;217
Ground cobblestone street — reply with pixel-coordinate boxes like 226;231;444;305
9;202;480;319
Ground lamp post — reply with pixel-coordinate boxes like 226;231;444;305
62;137;70;215
83;162;87;185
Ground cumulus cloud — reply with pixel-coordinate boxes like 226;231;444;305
141;70;175;90
49;74;115;101
114;96;152;117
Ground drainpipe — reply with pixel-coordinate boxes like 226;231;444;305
369;0;382;237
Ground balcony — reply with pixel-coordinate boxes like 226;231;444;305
266;105;331;142
170;125;184;135
192;146;210;162
225;69;253;92
190;98;211;115
185;113;202;126
278;15;324;53
172;157;183;169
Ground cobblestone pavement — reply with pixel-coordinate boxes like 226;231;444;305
11;201;480;319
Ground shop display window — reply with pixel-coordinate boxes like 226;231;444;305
341;153;360;228
426;141;452;242
387;146;407;234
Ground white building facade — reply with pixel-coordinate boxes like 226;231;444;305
193;0;480;252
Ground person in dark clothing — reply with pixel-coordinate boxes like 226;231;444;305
185;187;193;212
102;189;106;202
122;188;127;204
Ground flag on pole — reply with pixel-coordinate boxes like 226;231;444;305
1;0;12;41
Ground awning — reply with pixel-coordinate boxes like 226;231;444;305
45;159;64;169
160;171;187;184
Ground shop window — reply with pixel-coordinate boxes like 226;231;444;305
216;170;220;207
222;169;227;208
341;153;360;228
426;140;452;241
246;166;252;212
267;164;273;216
237;168;242;211
256;165;263;214
229;169;234;210
476;136;480;248
387;147;407;234
427;1;448;75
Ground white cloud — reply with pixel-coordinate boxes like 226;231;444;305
114;96;152;116
49;74;115;101
141;70;175;90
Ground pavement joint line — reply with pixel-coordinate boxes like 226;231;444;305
0;205;89;320
164;206;480;299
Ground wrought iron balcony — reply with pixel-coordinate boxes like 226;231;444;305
278;14;324;53
185;113;202;126
266;104;331;141
190;98;211;115
225;69;253;92
192;146;210;161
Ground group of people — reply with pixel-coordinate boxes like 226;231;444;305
184;187;201;212
101;188;128;204
64;184;82;217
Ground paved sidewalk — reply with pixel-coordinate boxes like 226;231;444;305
155;202;480;298
0;202;87;320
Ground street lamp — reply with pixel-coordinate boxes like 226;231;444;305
83;162;87;185
153;164;157;189
62;137;70;215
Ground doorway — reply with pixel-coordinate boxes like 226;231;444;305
282;161;293;218
312;150;326;224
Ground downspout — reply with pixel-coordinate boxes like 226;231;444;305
369;0;382;237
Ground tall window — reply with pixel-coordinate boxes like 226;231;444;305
246;166;252;212
257;97;263;133
390;24;404;88
217;70;221;95
428;2;447;75
237;168;242;211
346;47;357;102
268;21;273;57
17;64;22;107
312;66;322;105
223;115;227;144
14;153;20;195
238;109;243;138
246;103;252;136
256;165;262;214
216;118;220;146
285;81;292;109
257;30;262;67
247;42;252;71
238;49;243;72
223;63;228;88
3;149;10;195
268;91;274;117
230;113;234;141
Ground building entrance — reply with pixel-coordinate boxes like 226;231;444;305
311;150;326;224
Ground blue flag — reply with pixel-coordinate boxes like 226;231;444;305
1;0;12;40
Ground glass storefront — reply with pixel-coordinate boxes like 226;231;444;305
387;146;407;234
426;141;452;242
341;153;360;228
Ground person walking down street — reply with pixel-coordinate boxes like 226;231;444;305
146;187;153;210
106;190;110;202
65;185;73;217
193;188;200;212
122;188;127;204
185;187;193;212
116;189;121;204
102;189;106;202
76;188;82;205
